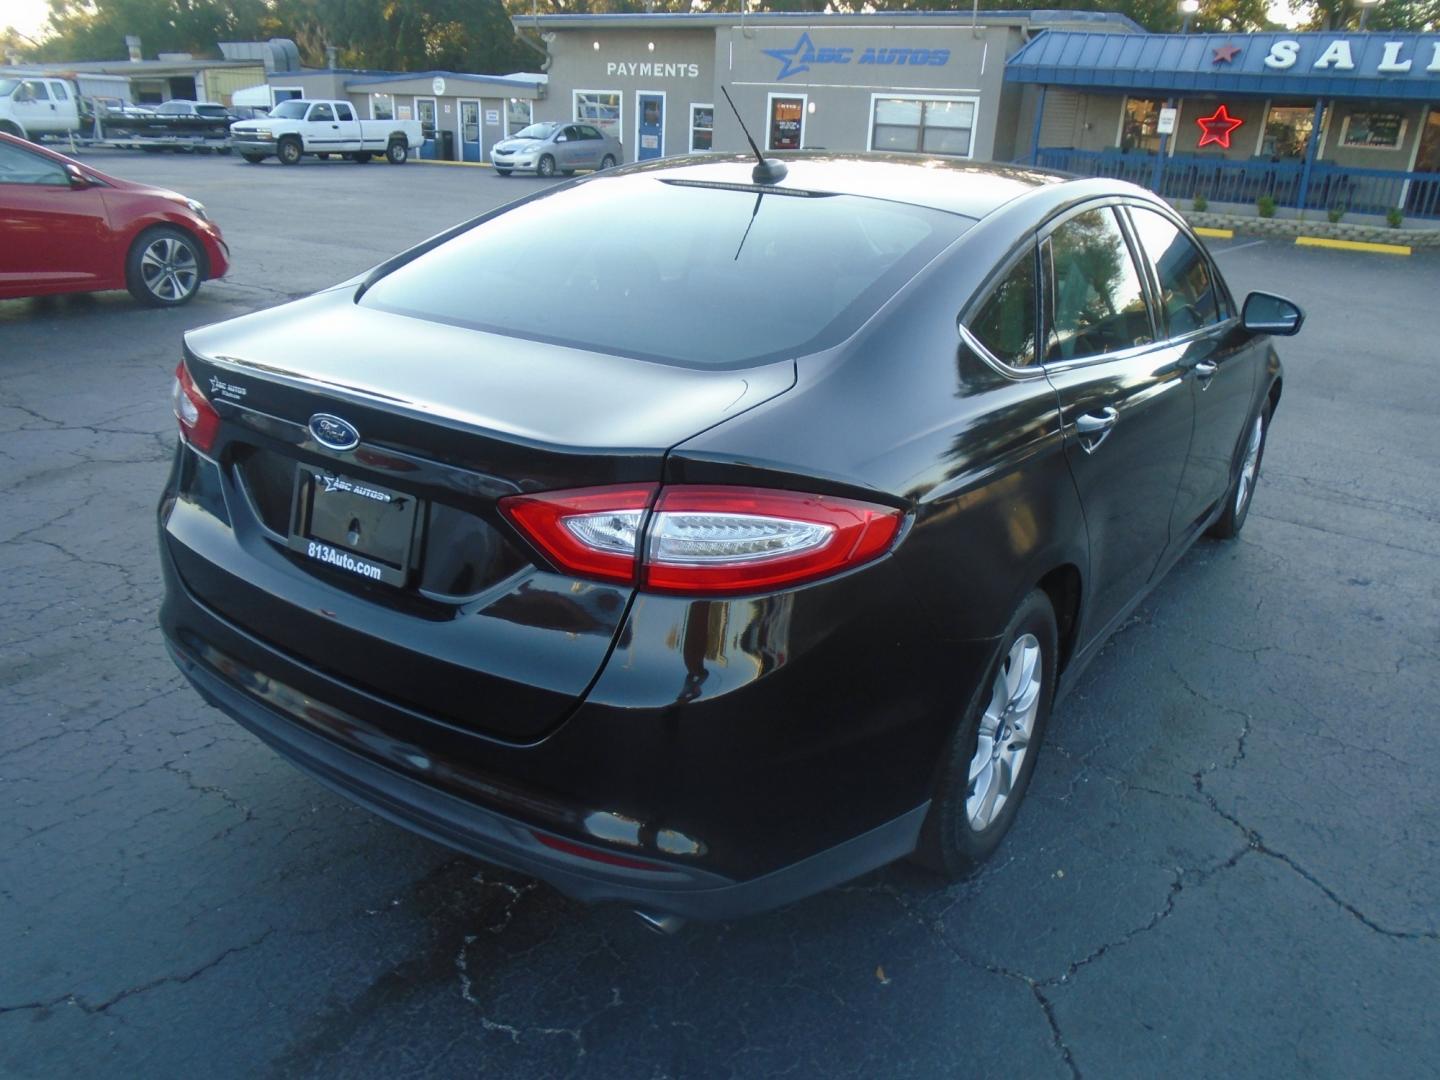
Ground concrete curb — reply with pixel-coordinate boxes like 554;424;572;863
1180;208;1439;249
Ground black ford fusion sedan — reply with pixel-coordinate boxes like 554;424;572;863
159;153;1300;926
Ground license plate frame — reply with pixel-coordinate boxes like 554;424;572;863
287;467;420;588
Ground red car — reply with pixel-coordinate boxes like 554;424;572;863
0;132;228;306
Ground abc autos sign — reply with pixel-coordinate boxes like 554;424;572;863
763;32;951;81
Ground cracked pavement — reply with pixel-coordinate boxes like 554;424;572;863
3;154;1438;1078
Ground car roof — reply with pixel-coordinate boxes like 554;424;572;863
617;153;1069;219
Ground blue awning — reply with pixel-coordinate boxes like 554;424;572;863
1005;31;1440;101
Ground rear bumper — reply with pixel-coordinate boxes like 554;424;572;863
164;623;927;920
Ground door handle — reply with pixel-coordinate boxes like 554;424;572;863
1193;359;1218;388
1074;407;1119;454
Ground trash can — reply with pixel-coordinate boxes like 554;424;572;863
439;130;455;162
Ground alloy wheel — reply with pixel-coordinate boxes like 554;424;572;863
139;236;199;303
1235;414;1264;516
966;633;1042;831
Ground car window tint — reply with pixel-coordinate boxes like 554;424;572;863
0;142;67;185
361;176;972;369
1127;207;1221;337
309;104;334;122
969;249;1037;368
1045;208;1152;363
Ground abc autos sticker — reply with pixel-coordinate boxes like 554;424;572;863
763;33;951;81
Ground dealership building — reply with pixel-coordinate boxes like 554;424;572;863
514;12;1439;220
513;10;1138;165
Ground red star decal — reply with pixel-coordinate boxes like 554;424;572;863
1212;44;1242;65
1196;104;1244;149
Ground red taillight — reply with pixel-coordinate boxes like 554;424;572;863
499;483;903;596
532;830;668;871
499;484;659;585
172;360;220;454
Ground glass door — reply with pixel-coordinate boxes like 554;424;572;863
460;100;480;162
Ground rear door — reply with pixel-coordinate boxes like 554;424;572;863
1124;204;1260;541
1041;204;1196;643
331;101;363;151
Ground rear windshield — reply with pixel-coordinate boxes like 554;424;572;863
196;104;229;117
359;176;969;368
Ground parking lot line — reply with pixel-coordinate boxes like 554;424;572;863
1295;236;1412;256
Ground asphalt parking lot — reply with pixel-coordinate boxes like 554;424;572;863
3;151;1439;1079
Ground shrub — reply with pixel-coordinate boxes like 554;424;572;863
1327;205;1346;223
1257;195;1277;218
1193;194;1209;213
1386;207;1404;229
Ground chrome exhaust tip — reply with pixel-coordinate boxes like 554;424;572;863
634;910;687;935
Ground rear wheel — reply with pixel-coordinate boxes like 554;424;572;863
385;140;407;164
537;154;556;178
241;152;265;164
600;154;617;170
1208;402;1271;540
915;589;1057;878
126;227;204;307
277;137;303;166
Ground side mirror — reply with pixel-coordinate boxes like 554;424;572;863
1241;291;1304;337
65;163;93;190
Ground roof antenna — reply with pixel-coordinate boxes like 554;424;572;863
721;85;787;185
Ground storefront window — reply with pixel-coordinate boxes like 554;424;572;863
575;91;621;141
506;98;532;137
769;95;805;151
1263;104;1320;159
690;104;714;152
1122;98;1164;153
370;94;393;121
1339;110;1407;151
870;96;975;158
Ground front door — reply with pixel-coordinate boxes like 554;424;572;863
1124;204;1261;541
768;95;805;151
415;97;437;159
637;92;665;161
0;140;115;297
1041;204;1196;644
459;99;481;162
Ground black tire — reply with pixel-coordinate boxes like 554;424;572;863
495;168;512;177
914;589;1058;879
1208;400;1272;540
125;226;205;307
537;154;556;178
316;152;331;160
0;121;22;138
600;154;617;170
277;137;303;166
241;153;265;164
217;146;232;155
385;140;407;165
349;151;373;163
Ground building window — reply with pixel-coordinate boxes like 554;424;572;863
1122;98;1165;153
690;104;714;152
869;96;976;158
506;98;532;136
768;94;805;151
370;94;394;121
1263;103;1321;159
1339;111;1407;151
575;91;621;142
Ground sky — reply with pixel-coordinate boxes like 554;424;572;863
2;0;1306;46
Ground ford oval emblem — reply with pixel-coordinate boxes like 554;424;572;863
308;413;360;451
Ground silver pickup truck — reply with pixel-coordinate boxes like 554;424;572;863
230;98;423;165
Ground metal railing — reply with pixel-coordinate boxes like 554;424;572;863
1035;148;1440;221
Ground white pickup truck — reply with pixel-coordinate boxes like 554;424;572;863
0;76;81;141
229;99;423;166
